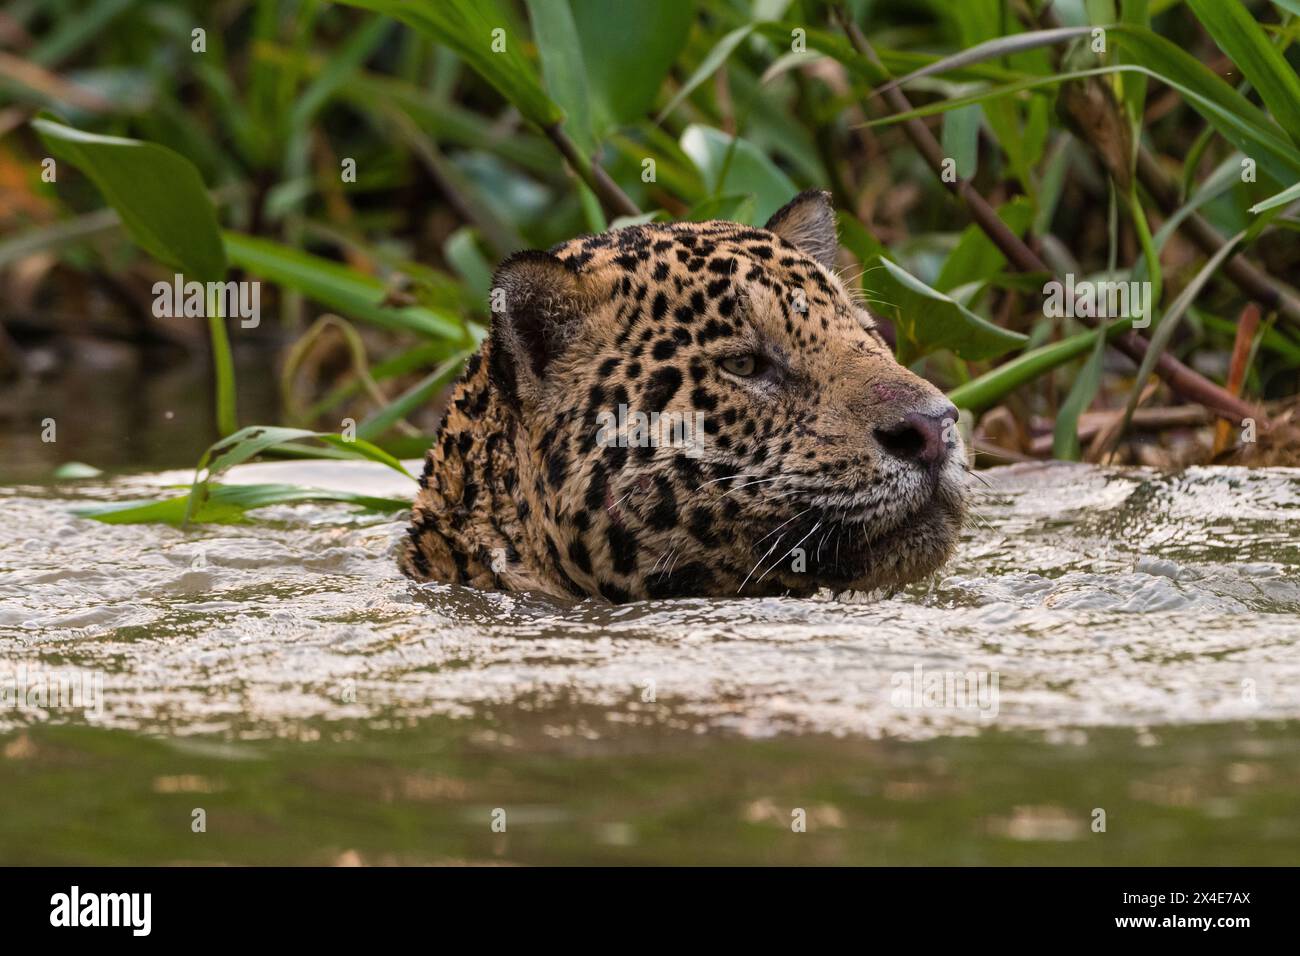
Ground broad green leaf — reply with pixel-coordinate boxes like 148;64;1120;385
1109;26;1299;184
941;104;983;183
527;0;593;151
197;426;414;483
947;318;1134;412
935;197;1034;293
1188;0;1300;150
223;232;472;340
679;124;796;224
76;483;409;526
33;116;226;281
867;258;1027;364
1118;0;1151;123
836;211;890;265
443;228;494;306
183;425;416;526
334;0;563;128
572;0;696;133
34;115;236;434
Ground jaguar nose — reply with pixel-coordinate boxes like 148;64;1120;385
874;403;959;468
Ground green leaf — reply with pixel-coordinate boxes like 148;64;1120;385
657;24;757;122
571;0;696;133
76;483;409;526
33;116;226;282
940;104;983;183
1151;154;1242;250
1188;0;1300;150
947;318;1135;412
527;0;593;151
334;0;563;128
610;211;666;229
1052;325;1108;460
935;197;1034;293
867;258;1028;364
836;211;889;265
223;232;472;340
1250;180;1300;214
443;228;494;307
679;124;796;224
34;115;236;434
178;425;416;527
202;426;324;480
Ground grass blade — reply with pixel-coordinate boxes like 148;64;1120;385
868;26;1091;101
76;484;409;526
948;318;1135;413
1188;0;1300;150
223;232;473;340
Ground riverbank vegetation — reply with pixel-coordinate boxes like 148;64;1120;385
2;0;1299;518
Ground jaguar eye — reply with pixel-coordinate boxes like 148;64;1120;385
720;354;761;377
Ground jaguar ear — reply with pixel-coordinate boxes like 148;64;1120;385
487;250;590;404
764;189;838;270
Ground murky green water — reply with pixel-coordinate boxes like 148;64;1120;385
2;461;1298;864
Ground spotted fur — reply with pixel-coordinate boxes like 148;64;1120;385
401;190;967;601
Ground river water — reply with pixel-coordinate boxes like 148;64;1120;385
1;460;1298;864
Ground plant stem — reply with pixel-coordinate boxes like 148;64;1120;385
206;286;238;437
545;124;642;219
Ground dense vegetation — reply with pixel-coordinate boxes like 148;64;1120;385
2;0;1299;517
